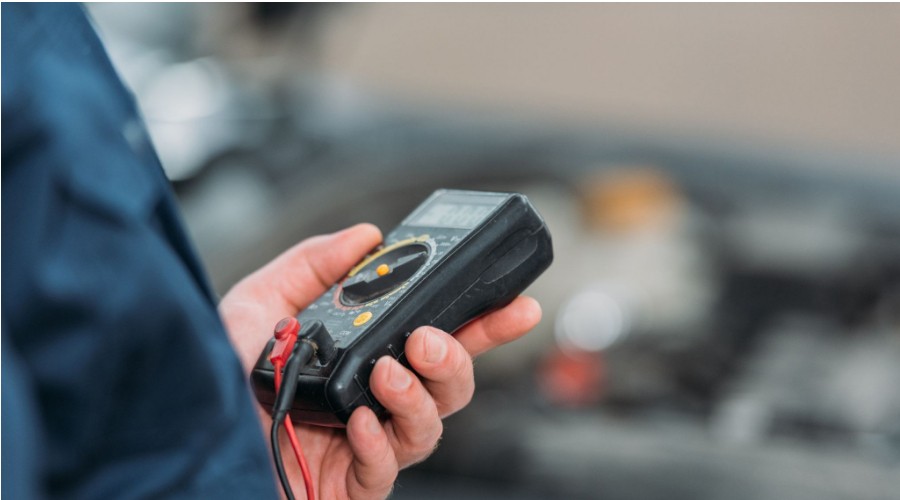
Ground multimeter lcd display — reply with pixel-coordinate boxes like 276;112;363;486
405;192;506;229
407;203;493;229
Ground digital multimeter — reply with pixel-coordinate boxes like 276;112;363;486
251;189;553;427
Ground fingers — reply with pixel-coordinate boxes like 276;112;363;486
344;296;542;495
405;327;475;418
262;223;383;312
361;297;541;469
453;295;542;357
345;406;398;499
369;357;443;467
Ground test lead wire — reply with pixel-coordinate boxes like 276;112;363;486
272;338;317;500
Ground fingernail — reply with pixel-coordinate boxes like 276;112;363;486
388;360;412;391
423;329;447;364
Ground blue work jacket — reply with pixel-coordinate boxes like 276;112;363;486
2;4;277;498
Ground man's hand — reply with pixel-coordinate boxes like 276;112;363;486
220;224;542;499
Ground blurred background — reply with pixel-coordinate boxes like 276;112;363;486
87;4;900;499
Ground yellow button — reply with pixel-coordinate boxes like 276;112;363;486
376;264;390;276
353;311;373;326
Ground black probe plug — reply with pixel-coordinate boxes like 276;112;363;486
302;320;337;365
273;339;316;419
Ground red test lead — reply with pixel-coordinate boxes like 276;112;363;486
269;317;300;366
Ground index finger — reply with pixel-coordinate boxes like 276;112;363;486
452;295;542;357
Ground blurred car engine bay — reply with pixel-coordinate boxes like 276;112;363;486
89;4;900;499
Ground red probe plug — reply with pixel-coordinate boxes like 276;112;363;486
269;317;300;366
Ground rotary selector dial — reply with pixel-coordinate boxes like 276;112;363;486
340;242;430;306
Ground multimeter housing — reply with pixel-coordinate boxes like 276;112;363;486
251;189;553;427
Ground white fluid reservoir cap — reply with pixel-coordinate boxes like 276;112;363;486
555;286;632;353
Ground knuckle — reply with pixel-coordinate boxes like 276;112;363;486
453;347;473;379
439;383;474;417
405;421;443;462
353;453;397;495
440;342;474;386
460;381;475;407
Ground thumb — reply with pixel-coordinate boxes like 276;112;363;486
259;223;383;313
